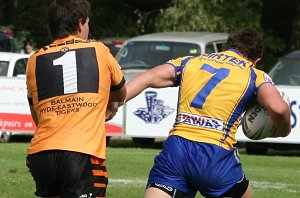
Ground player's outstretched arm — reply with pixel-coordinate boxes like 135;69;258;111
257;83;291;137
125;63;176;102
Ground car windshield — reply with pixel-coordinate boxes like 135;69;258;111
116;41;201;69
268;57;300;86
0;61;9;76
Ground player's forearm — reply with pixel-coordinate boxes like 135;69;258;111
125;74;150;102
270;104;291;137
125;64;176;102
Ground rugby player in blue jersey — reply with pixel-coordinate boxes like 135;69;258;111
125;28;291;198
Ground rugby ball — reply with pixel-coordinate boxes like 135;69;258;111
242;91;290;140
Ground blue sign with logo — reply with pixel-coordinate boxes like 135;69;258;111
133;91;175;123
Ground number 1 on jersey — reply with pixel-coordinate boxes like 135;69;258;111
53;51;78;94
191;64;230;109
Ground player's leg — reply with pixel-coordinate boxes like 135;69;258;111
144;184;187;198
26;151;61;197
242;184;253;198
219;172;253;198
144;136;195;198
58;153;108;198
144;186;172;198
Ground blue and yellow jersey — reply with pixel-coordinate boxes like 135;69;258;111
168;49;273;150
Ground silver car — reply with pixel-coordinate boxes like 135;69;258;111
268;49;300;86
116;32;228;66
115;31;228;80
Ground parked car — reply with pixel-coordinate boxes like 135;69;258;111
116;31;228;69
100;37;129;56
0;52;30;77
0;31;16;52
268;49;300;86
0;52;30;142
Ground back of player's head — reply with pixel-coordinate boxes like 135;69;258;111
225;27;264;62
48;0;91;39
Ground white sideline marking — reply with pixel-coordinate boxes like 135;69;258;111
110;178;146;185
251;181;287;189
109;178;299;193
251;181;299;192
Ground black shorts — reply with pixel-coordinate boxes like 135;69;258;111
26;150;108;198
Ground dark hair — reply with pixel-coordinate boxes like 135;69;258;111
48;0;91;39
224;27;264;62
24;40;34;47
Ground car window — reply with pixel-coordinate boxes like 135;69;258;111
215;42;226;52
268;57;300;85
205;43;215;54
117;41;200;69
0;61;9;76
205;41;226;54
13;58;28;76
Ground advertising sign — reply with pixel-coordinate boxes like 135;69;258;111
125;87;178;137
0;77;35;132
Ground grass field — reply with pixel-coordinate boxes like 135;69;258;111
1;137;300;198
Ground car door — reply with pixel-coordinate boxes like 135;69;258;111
7;55;29;77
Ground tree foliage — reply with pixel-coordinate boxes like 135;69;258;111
153;0;262;33
0;0;139;49
89;0;139;39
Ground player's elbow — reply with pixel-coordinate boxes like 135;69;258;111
269;101;290;118
274;127;291;138
272;108;291;137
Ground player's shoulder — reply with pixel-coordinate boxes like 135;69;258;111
252;67;266;74
85;39;110;52
251;67;274;84
168;56;195;66
75;39;107;48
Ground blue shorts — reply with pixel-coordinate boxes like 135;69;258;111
147;135;245;197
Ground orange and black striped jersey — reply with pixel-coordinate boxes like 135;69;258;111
168;49;273;150
26;35;125;159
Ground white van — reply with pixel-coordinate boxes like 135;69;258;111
0;52;31;142
0;52;29;77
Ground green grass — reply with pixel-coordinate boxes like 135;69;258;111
1;137;300;197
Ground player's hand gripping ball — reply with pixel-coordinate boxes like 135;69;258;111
242;91;290;140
